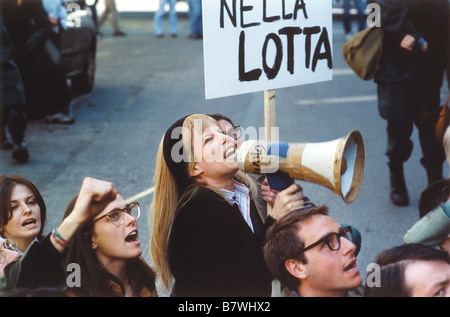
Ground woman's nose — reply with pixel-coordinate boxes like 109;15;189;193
21;203;31;215
124;212;137;226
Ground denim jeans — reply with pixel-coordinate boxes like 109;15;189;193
342;0;367;34
154;0;178;35
187;0;202;35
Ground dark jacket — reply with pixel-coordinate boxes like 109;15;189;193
0;0;51;54
168;186;275;297
0;7;25;108
0;235;65;294
374;0;448;85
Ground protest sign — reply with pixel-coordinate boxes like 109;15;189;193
203;0;333;99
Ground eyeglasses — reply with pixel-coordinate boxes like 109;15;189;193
301;226;353;253
225;125;243;140
92;202;140;226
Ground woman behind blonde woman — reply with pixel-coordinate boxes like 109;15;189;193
0;177;157;296
1;177;124;292
150;114;305;296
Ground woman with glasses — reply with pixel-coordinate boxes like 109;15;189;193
1;177;112;292
1;177;156;297
62;186;157;297
150;114;305;297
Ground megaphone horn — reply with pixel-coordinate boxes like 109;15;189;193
236;130;365;203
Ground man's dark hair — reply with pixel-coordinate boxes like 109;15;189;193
418;178;450;218
364;243;450;297
208;113;235;126
263;205;329;291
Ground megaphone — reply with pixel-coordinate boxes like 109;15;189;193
236;130;365;203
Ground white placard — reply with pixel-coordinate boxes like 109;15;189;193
202;0;333;99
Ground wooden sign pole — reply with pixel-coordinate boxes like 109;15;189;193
263;89;276;216
264;89;276;142
264;89;282;297
264;88;276;216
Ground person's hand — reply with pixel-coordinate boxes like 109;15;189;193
420;40;428;52
260;178;278;208
270;183;305;220
51;177;117;252
48;15;58;27
400;34;415;51
67;177;118;226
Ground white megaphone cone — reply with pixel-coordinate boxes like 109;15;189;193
236;130;365;203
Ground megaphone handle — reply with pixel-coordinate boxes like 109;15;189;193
266;171;295;192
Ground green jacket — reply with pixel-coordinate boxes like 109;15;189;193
403;202;450;248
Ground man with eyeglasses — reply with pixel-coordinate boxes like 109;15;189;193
263;205;363;297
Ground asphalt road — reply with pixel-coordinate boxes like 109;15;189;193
1;12;448;296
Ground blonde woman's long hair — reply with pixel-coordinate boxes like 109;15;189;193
149;114;258;293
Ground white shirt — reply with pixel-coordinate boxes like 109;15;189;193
42;0;68;31
220;181;254;233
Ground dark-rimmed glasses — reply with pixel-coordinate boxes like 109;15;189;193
92;202;140;226
225;125;243;140
301;226;353;253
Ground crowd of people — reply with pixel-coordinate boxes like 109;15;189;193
0;0;82;165
1;0;450;298
0;0;204;165
1;113;449;298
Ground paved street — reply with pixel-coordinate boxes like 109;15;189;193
1;7;448;297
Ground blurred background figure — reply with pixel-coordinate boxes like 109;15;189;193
85;0;99;34
372;0;448;207
338;0;367;39
153;0;178;38
42;0;74;124
1;12;29;163
98;0;125;36
0;0;52;163
187;0;202;39
1;0;52;124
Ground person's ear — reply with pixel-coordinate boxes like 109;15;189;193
190;163;203;177
285;259;308;280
